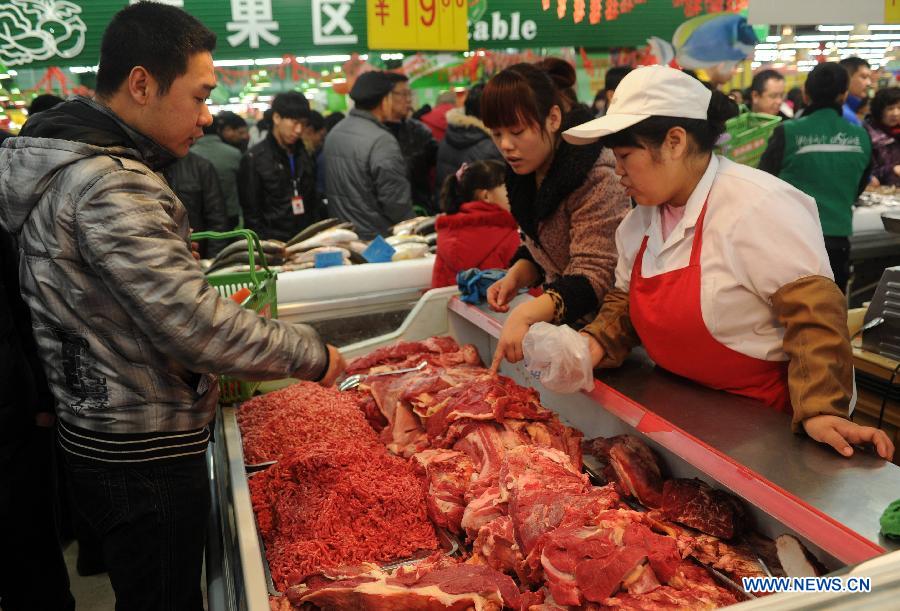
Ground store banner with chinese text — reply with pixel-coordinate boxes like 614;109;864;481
1;0;727;69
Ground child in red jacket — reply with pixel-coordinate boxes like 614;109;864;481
431;160;521;288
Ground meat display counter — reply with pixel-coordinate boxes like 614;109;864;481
206;288;900;611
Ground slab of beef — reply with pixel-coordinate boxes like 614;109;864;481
603;562;740;610
661;478;748;540
346;336;481;375
411;449;475;534
539;509;682;606
237;382;377;464
470;516;524;580
583;435;665;509
286;555;521;610
249;442;439;591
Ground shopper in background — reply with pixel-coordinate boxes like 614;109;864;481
786;86;806;118
759;62;871;292
216;110;249;151
0;229;75;611
749;69;786;117
302;110;327;156
163;152;229;257
594;66;633;117
840;57;872;126
28;93;65;116
431;160;520;289
565;65;891;461
316;111;345;199
728;89;744;106
323;71;414;239
192;114;243;228
239;91;323;242
482;61;630;370
435;82;503;204
0;6;345;609
421;91;457;141
865;87;900;187
248;107;272;147
384;73;439;213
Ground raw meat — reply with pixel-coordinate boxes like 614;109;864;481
469;516;524;580
237;382;377;463
250;442;439;590
661;478;748;540
584;435;665;509
411;449;475;534
287;556;521;610
604;562;740;609
346;337;481;375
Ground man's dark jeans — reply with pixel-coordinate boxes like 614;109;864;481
62;451;210;611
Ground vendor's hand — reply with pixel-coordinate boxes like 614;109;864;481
581;332;605;368
317;345;346;387
803;415;895;460
487;274;520;313
490;309;532;372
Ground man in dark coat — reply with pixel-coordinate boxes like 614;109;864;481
163;151;230;257
239;92;323;242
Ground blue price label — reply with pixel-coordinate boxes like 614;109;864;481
314;251;345;268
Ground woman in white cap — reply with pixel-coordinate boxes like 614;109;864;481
565;65;893;460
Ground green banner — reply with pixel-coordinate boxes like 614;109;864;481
1;0;720;69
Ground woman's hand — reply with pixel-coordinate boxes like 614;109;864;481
893;165;900;178
486;274;520;313
490;309;532;371
581;332;605;368
803;415;895;460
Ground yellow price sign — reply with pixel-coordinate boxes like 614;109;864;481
368;0;469;51
888;0;900;23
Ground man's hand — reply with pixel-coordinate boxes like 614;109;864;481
581;332;605;368
191;241;201;261
803;415;895;460
317;345;346;387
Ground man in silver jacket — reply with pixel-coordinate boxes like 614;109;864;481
0;4;343;610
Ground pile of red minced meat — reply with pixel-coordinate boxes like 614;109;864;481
239;383;440;590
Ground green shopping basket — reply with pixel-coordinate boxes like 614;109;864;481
192;229;278;404
719;111;782;168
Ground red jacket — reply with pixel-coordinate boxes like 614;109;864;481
431;201;521;288
420;103;454;142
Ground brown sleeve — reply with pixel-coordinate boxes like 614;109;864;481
581;288;641;368
771;275;852;432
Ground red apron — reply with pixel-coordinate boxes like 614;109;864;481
629;201;791;413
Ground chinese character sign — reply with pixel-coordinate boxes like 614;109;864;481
227;0;281;48
367;0;468;51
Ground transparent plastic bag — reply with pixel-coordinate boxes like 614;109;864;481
522;322;595;393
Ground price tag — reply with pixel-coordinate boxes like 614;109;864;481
888;0;900;23
291;195;305;215
367;0;468;51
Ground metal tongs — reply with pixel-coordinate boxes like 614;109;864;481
338;361;428;391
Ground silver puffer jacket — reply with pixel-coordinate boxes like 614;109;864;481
0;97;327;435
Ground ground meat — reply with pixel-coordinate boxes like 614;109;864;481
237;383;376;463
250;442;440;591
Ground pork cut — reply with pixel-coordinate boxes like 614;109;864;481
661;478;748;540
584;435;665;509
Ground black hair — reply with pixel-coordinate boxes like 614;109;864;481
482;63;568;137
786;86;805;114
217;110;247;131
256;108;274;132
440;160;506;214
28;94;64;115
840;57;871;76
534;57;578;111
870;87;900;128
805;62;849;107
96;2;216;97
272;92;310;120
604;66;633;93
385;72;410;85
306;110;325;132
324;112;345;131
600;90;738;155
751;69;784;95
464;83;486;119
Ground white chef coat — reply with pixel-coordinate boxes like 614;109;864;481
614;155;833;362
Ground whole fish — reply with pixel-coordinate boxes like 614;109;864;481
391;242;430;261
212;239;285;264
287;246;351;266
286;228;359;254
285;218;343;247
413;217;436;236
391;216;430;236
386;234;429;247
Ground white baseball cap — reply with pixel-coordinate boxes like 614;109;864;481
563;65;712;145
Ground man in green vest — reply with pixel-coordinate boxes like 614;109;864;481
759;62;871;293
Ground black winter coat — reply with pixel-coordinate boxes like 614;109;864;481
238;133;323;242
386;118;438;213
435;109;503;209
163;152;229;258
